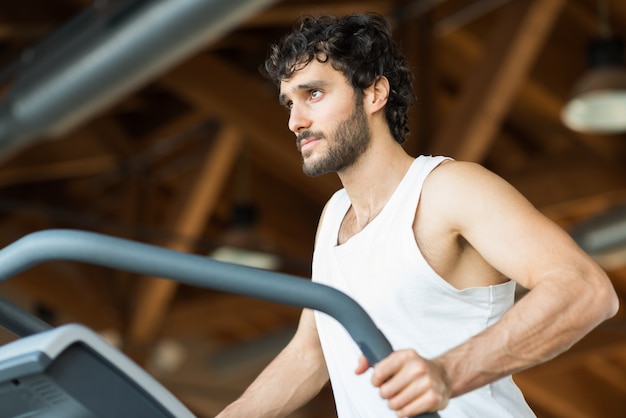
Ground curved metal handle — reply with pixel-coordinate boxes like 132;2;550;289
0;229;440;418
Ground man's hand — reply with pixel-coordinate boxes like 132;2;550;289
355;350;450;416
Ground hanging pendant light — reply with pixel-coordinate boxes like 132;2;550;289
210;202;281;271
561;0;626;134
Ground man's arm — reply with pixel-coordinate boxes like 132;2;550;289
216;308;329;418
361;161;619;416
429;161;618;391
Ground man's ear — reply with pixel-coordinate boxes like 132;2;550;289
363;76;390;114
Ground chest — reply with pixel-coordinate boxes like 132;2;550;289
337;206;381;245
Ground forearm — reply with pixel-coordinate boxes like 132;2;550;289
217;309;329;418
217;344;328;418
435;271;618;397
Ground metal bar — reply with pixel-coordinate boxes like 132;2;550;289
0;229;392;363
0;295;52;337
0;0;278;158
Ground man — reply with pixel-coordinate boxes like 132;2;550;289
217;13;618;417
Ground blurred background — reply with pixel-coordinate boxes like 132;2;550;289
0;0;625;416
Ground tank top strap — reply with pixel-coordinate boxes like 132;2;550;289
315;156;451;247
388;155;452;224
316;189;351;248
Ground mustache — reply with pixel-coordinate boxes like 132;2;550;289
296;131;325;150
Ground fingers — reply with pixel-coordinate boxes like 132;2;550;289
371;349;421;386
355;355;370;375
385;377;445;417
370;350;449;416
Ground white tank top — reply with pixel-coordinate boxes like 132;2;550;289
312;156;535;418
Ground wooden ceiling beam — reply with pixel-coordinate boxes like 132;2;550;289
539;188;626;226
527;339;626;376
437;9;626;166
0;264;120;332
0;123;123;188
125;124;244;359
66;111;211;206
585;354;626;393
515;341;626;417
507;157;626;209
162;294;299;341
0;154;116;188
514;377;594;418
253;173;322;267
430;0;566;161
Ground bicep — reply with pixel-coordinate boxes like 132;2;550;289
294;308;322;347
285;308;327;374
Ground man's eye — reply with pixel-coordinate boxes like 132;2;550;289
310;90;322;99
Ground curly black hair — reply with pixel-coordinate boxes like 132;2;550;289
262;13;415;144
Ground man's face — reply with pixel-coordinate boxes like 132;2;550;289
279;60;371;177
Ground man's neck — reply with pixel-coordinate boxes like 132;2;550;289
337;142;414;221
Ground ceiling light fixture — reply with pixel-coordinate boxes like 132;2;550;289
561;0;626;134
209;203;281;271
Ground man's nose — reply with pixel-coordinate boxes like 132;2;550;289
288;105;311;134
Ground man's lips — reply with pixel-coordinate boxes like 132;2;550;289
299;137;319;150
297;133;323;152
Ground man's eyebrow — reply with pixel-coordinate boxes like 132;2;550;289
279;80;328;106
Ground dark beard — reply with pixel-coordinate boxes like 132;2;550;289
301;101;371;177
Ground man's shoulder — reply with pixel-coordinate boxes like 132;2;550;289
419;160;503;220
420;159;529;229
423;159;492;190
